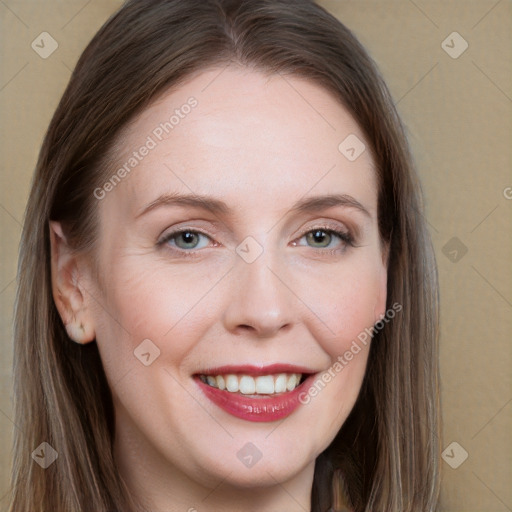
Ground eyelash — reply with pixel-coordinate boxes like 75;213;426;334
157;225;356;258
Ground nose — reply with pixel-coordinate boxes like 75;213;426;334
222;254;294;338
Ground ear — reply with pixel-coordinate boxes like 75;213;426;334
373;240;389;323
49;221;96;344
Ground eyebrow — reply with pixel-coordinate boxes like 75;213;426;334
136;192;371;219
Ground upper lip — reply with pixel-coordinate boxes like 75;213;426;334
196;363;318;376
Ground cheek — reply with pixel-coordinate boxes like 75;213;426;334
293;253;384;358
296;258;380;433
91;257;227;378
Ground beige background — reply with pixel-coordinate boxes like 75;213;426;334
1;1;511;510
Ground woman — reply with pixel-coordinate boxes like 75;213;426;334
10;0;441;510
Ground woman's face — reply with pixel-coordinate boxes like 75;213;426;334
75;67;387;501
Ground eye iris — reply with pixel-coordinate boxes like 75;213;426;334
176;231;199;249
307;230;331;247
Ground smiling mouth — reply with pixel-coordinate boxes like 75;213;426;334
198;372;307;396
194;364;317;422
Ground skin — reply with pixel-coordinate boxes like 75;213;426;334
51;66;388;512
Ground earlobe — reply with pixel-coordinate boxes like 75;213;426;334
49;221;96;344
64;320;95;345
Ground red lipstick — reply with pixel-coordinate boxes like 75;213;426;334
194;364;317;422
199;363;315;376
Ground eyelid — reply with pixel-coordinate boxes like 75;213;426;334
294;226;355;249
296;219;355;239
158;227;216;247
157;219;359;256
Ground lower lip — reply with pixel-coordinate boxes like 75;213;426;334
195;374;316;422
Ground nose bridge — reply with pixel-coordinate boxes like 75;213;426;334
222;246;294;337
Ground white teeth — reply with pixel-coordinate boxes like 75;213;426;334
200;372;303;395
255;375;274;394
239;376;256;394
274;374;287;393
225;374;239;392
216;375;226;390
286;373;298;391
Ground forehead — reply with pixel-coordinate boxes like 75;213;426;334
100;66;377;219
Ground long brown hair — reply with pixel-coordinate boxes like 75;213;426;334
10;1;441;510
